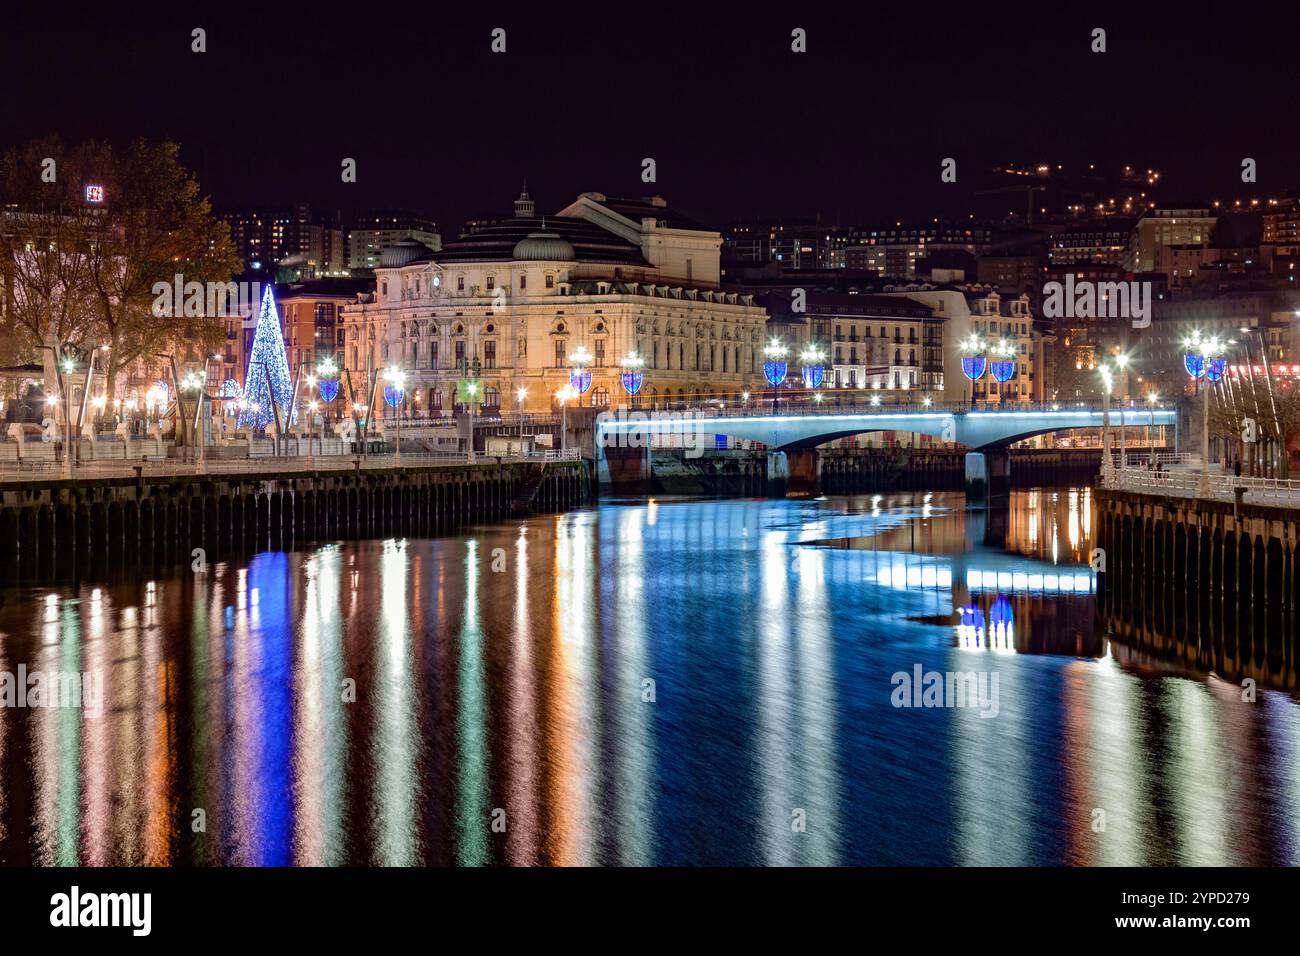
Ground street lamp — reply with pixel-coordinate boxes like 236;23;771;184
620;350;646;407
556;382;579;452
1099;363;1114;477
383;366;407;464
959;333;987;407
762;338;789;413
569;345;593;406
307;399;320;463
800;346;826;391
1182;332;1224;487
989;340;1017;383
1114;353;1131;471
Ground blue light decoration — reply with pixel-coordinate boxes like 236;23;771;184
989;594;1014;644
802;364;825;389
1184;353;1206;379
239;285;295;429
570;369;592;394
1206;357;1227;382
763;360;787;387
961;355;988;381
988;341;1017;383
621;370;644;396
319;378;340;403
956;604;986;647
218;378;241;410
383;385;406;408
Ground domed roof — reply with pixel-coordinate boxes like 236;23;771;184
512;229;575;262
380;239;433;268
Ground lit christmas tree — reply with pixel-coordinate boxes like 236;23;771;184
239;285;294;429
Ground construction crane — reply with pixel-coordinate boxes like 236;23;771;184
975;184;1046;227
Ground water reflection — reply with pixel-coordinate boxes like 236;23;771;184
0;490;1299;865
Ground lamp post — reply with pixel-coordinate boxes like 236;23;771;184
959;333;987;408
1183;332;1224;492
1099;363;1114;479
800;346;826;393
1147;392;1160;453
762;338;788;413
179;367;208;471
620;350;646;408
556;383;578;453
989;340;1017;409
307;400;320;464
1114;353;1131;472
569;345;593;407
383;366;406;465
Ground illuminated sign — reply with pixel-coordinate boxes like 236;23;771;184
84;184;105;204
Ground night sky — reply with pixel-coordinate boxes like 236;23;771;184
3;6;1298;232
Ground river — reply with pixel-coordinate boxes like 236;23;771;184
1;489;1298;865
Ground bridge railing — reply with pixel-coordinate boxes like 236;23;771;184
0;450;590;483
657;400;1170;419
1103;467;1300;506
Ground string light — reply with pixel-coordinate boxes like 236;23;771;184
239;285;294;428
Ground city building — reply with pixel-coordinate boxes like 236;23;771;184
347;212;441;273
877;283;1051;405
222;204;348;278
757;291;941;393
844;222;990;279
340;188;767;414
1123;204;1217;276
1047;218;1135;266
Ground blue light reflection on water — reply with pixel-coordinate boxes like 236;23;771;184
1;491;1299;866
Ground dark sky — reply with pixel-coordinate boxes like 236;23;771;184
3;4;1298;232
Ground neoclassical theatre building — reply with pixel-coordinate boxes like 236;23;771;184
341;188;769;414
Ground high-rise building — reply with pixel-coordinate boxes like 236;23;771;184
1124;204;1216;276
346;213;441;273
222;204;348;277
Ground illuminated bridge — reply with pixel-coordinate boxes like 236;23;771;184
596;403;1178;496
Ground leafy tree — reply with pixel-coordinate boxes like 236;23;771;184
80;139;240;399
0;138;100;385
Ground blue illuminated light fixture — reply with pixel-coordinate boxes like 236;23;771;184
990;340;1017;383
800;346;825;389
1183;331;1224;382
959;333;987;381
620;351;645;396
382;367;406;408
316;357;340;404
762;339;789;387
569;344;593;395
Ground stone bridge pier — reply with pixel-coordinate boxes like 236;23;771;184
766;449;821;497
964;449;1011;500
